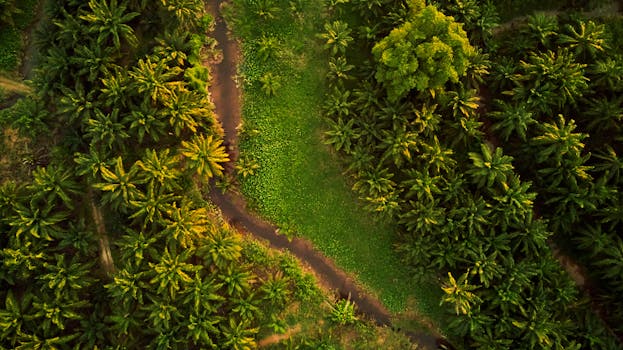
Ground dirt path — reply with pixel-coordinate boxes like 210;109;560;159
205;1;440;349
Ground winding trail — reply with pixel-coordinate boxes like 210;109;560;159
205;1;440;349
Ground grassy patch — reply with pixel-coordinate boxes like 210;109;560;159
226;0;447;332
242;238;418;349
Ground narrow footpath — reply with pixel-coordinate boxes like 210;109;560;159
205;1;441;349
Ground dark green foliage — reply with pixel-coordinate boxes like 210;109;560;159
321;0;623;348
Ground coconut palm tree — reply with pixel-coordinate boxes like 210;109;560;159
258;72;281;97
419;136;457;175
319;21;353;56
181;273;224;314
129;183;179;229
378;123;418;167
148;248;200;299
160;0;203;30
197;227;242;269
489;100;537;142
37;254;94;299
180;134;229;180
130;57;183;103
29;165;81;210
218;264;256;298
220;318;258;350
530;114;587;165
186;310;221;348
79;0;139;50
105;265;147;307
93;157;141;212
123;101;167;143
401;168;443;201
467;143;515;189
327;56;354;86
85;108;130;152
323;117;360;154
163;201;211;249
8;200;68;242
558;20;607;61
522;12;559;50
324;87;353;118
589;56;623;92
256;35;279;62
441;271;481;315
161;88;211;136
135;149;181;192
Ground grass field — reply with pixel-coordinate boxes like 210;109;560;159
225;0;447;331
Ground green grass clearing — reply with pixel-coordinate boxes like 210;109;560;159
224;0;447;335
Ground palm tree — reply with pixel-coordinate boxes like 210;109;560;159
143;295;182;331
260;272;290;307
148;248;200;299
116;228;158;268
324;87;353;118
466;143;515;189
412;103;442;137
558;20;607;61
232;292;262;321
491;175;536;229
130;57;183;103
0;290;32;346
180;134;229;180
135;149;182;192
105;265;147;307
593;145;623;183
85;108;130;152
29;165;81;210
250;0;281;20
57;82;98;126
220;318;258;350
9;200;68;242
378;123;418;168
399;199;445;234
93;157;141;212
129;183;179;229
186;310;221;348
256;35;279;62
323;117;360;154
79;0;139;50
160;0;203;30
489;100;537;141
530;114;587;165
74;146;110;183
583;96;623;133
258;72;281;97
234;155;260;178
522;12;559;50
327;56;354;86
99;66;129;108
443;85;480;119
401;168;442;201
123;101;167;143
153;30;190;67
181;273;224;314
218;264;256;298
352;166;396;197
441;271;481;315
419;136;457;175
163;201;211;249
71;44;119;82
197;227;243;269
319;21;353;56
38;254;94;299
589;56;623;92
161;88;212;136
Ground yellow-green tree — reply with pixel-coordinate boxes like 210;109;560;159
371;0;475;101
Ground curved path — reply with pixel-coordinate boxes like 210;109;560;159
205;1;441;349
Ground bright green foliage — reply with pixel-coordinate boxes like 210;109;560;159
79;0;139;49
467;143;514;188
319;20;353;56
372;0;475;101
180;134;229;179
329;298;358;325
441;272;481;315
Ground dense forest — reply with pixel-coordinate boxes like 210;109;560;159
0;0;322;348
318;0;623;348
